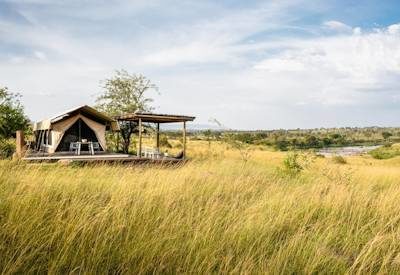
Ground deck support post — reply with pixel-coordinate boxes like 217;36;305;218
156;123;160;150
15;130;26;158
116;131;120;152
138;118;142;157
182;121;186;159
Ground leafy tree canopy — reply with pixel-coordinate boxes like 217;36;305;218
0;86;29;139
95;70;158;153
96;70;157;116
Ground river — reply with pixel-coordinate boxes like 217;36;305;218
317;145;381;157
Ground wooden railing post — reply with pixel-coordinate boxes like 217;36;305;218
182;121;186;159
16;130;26;158
138;118;142;157
156;123;160;150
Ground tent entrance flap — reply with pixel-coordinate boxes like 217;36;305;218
55;118;103;152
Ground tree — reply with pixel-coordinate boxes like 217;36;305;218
0;86;29;139
382;131;392;140
95;70;158;153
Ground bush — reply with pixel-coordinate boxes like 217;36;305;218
369;145;400;159
332;155;347;164
370;150;395;160
0;138;15;159
383;142;393;148
282;151;304;175
274;138;289;151
159;135;172;148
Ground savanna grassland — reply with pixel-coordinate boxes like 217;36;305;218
1;141;400;274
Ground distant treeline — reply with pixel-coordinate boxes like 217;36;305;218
164;127;400;151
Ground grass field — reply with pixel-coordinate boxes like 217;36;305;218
1;141;400;274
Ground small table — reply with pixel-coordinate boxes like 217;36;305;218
76;141;94;155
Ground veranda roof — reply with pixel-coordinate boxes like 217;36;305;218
114;112;195;123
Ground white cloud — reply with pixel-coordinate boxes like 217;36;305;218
252;25;400;107
33;51;46;60
1;1;400;128
323;20;353;33
387;23;400;35
254;58;306;72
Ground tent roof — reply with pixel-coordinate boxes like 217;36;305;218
50;105;115;123
114;112;196;123
33;105;118;131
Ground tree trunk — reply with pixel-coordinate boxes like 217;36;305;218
119;121;136;154
123;137;130;154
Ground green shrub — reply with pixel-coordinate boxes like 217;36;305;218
369;145;400;159
383;142;393;148
0;138;15;159
369;150;395;159
282;151;304;175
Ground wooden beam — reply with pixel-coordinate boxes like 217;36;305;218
182;121;186;159
156;123;160;150
116;131;120;152
114;113;196;123
138;118;142;157
16;130;25;158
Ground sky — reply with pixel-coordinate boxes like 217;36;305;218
1;0;400;130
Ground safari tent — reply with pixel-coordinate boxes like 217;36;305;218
33;105;119;153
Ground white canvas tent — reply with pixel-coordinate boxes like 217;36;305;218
33;105;119;154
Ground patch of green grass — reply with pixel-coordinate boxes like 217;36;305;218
369;144;400;159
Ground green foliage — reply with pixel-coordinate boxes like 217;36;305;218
273;136;289;151
369;145;400;159
159;134;172;148
382;131;393;140
95;70;157;153
0;138;15;159
332;155;347;164
282;151;304;175
383;142;393;148
96;70;157;116
280;151;315;177
193;127;400;151
0;87;29;138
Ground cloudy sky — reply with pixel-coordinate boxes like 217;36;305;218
1;0;400;129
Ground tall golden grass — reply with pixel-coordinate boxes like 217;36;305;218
1;141;400;273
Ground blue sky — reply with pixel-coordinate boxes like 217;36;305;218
1;0;400;129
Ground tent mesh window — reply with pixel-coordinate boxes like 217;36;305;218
56;118;102;152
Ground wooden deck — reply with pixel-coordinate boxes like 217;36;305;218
22;152;185;164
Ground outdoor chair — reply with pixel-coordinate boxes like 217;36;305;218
92;142;101;153
142;147;161;159
26;140;35;152
69;142;80;155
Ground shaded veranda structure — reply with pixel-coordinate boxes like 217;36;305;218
114;112;196;159
23;106;195;163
